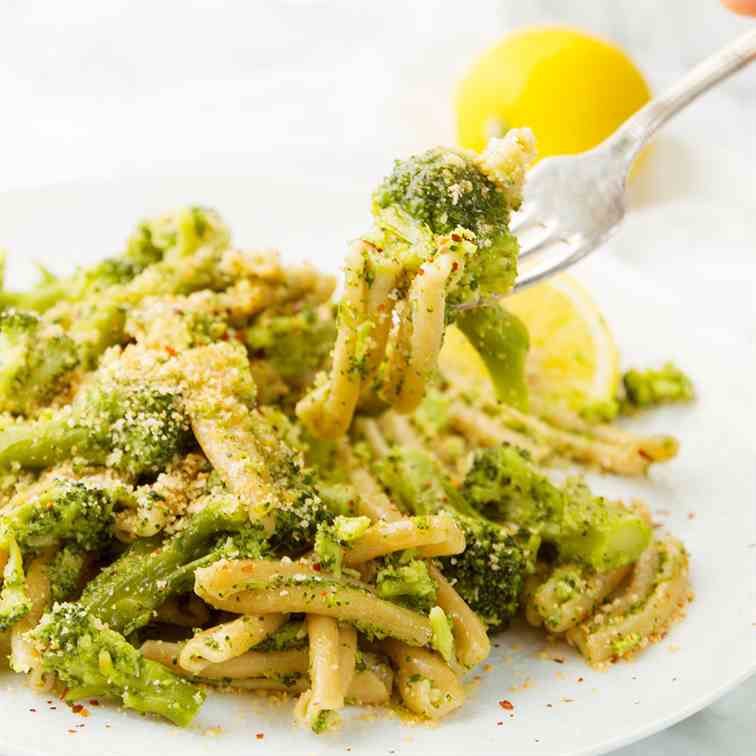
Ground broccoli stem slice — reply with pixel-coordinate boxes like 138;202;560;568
29;602;204;726
0;412;91;469
454;306;530;411
80;496;249;635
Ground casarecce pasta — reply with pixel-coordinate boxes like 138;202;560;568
0;133;694;736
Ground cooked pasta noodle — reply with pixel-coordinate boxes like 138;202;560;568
528;563;632;633
194;559;434;647
381;639;465;719
179;613;287;674
295;614;345;730
566;538;691;664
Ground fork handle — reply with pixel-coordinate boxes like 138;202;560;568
608;29;756;163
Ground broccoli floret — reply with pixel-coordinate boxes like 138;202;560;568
80;494;264;635
454;305;530;410
372;133;533;301
244;308;337;384
28;602;204;725
375;551;437;613
0;309;78;414
0;380;192;477
463;446;652;571
2;477;116;553
621;362;694;412
375;446;534;627
0;477;117;628
314;515;371;576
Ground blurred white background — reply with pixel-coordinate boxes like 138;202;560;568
0;0;753;190
0;2;753;754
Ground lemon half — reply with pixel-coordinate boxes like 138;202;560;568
505;274;620;414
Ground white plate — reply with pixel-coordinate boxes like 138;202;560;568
0;172;753;756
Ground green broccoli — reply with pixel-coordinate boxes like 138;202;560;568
0;207;227;313
428;605;456;666
463;445;652;571
0;477;118;629
313;515;371;576
454;305;530;410
375;551;437;613
28;602;204;725
244;308;337;385
375;446;535;627
47;545;89;602
0;380;192;477
621;362;694;412
80;494;265;636
0;309;78;414
371;136;531;302
253;620;308;652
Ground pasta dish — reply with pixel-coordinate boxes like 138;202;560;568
0;131;693;733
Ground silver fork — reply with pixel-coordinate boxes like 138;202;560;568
510;29;756;292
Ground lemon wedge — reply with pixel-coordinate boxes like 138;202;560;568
456;27;651;160
505;274;620;415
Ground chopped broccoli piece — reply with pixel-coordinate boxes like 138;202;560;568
28;602;204;725
244;308;337;384
253;620;308;652
0;537;31;630
621;362;694;412
0;477;117;628
314;515;371;576
1;477;116;553
375;446;534;627
372;133;533;302
375;552;437;613
429;606;456;666
454;305;530;410
80;494;264;635
47;545;89;602
0;309;79;414
463;446;652;571
0;379;192;477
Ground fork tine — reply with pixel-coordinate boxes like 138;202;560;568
508;202;537;233
514;237;595;291
517;226;560;259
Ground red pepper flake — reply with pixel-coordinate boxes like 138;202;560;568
451;261;459;272
451;233;462;242
577;677;584;683
46;700;53;704
312;563;321;571
165;346;177;357
89;699;100;706
256;732;264;740
29;708;37;713
496;721;504;726
688;512;696;520
67;729;77;735
71;704;90;717
417;268;424;275
498;700;514;711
